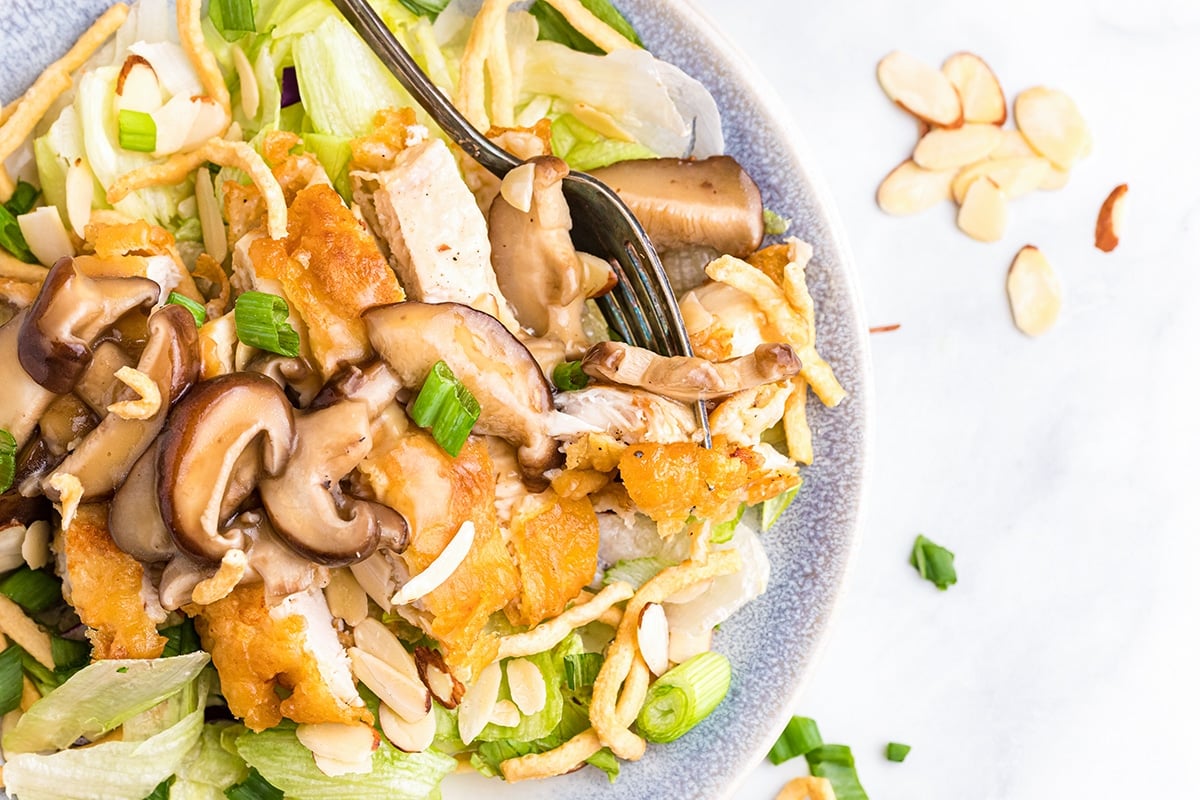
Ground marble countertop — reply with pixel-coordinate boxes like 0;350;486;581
687;0;1200;797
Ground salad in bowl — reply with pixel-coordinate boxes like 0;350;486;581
0;0;851;797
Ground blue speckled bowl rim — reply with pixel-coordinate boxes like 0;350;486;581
0;1;874;797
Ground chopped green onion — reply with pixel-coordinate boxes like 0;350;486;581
21;649;62;696
767;715;823;765
601;556;673;590
117;109;157;153
551;360;589;391
409;361;481;457
224;768;283;800
167;291;206;327
529;0;642;55
760;485;800;530
5;181;40;216
910;534;957;590
395;0;450;20
142;777;175;800
209;0;257;42
0;429;16;492
563;652;603;692
51;635;90;670
234;291;300;357
636;651;731;743
886;741;911;762
0;644;25;716
0;567;62;614
763;208;792;236
0;204;36;263
710;503;746;544
806;744;869;800
160;620;202;658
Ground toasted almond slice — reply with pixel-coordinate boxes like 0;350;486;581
1007;245;1062;336
65;159;95;238
392;521;475;605
1014;87;1091;170
325;568;369;627
21;521;51;571
414;645;465;709
499;161;536;213
457;661;503;745
668;626;713;666
941;52;1006;125
231;44;259;120
490;698;521;728
990;129;1037;159
181;96;229;151
379;704;436;753
353;618;421;683
637;603;670;677
1095;183;1128;253
913;123;1003;171
1039;165;1070;191
17;207;74;267
877;160;956;215
194;167;227;265
956;178;1007;242
312;752;374;777
348;646;432;723
951;157;1050;204
115;55;163;114
877;51;963;127
506;657;547;716
296;722;379;765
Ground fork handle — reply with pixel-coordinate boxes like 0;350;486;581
329;0;521;178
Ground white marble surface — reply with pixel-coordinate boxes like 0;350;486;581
686;0;1200;797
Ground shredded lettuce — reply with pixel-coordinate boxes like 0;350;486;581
528;0;641;55
549;112;656;171
477;649;564;743
301;134;353;201
167;722;251;800
602;556;674;590
235;727;456;799
2;652;210;755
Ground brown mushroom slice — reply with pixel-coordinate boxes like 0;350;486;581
363;302;560;480
580;341;801;403
109;446;175;563
48;305;199;501
73;341;136;417
310;361;403;417
260;402;385;566
158;373;296;563
17;257;159;394
489;157;589;356
588;156;764;258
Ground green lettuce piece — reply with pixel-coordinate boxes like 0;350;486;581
549;113;656;171
293;17;413;137
168;722;250;800
477;648;564;743
602;556;673;590
529;0;642;54
236;727;456;799
301;134;353;201
2;652;209;754
430;702;465;755
760;485;800;531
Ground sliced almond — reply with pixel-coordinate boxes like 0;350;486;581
1095;183;1128;253
951;157;1050;204
325;568;369;627
1014;87;1091;170
65;159;95;238
990;129;1037;159
490;699;521;728
348;646;432;723
414;645;465;709
637;603;670;677
877;51;963;127
505;657;547;716
668;626;713;666
457;661;503;745
151;93;202;157
296;722;379;766
194;167;227;265
181;97;229;151
17;207;74;267
912;123;1002;171
231;44;259;120
1039;165;1070;191
941;52;1006;125
1006;245;1062;337
379;704;436;753
115;55;163;114
876;160;956;215
353;618;421;684
312;752;374;777
392;521;474;605
499;162;536;214
956;178;1007;243
20;521;51;570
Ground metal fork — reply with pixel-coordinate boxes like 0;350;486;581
330;0;711;444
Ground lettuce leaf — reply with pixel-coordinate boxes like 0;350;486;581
477;648;564;743
528;0;641;55
167;722;250;800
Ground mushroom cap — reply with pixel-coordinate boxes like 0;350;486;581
363;301;561;480
157;372;297;563
0;310;58;448
18;257;159;394
588;156;764;258
109;446;176;563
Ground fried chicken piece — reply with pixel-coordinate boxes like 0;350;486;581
191;584;370;732
507;491;600;627
618;441;750;536
58;504;166;660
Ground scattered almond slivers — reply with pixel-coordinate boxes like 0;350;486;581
379;703;436;753
1006;245;1062;336
876;160;956;216
636;603;670;677
956;178;1007;243
877;51;963;127
505;657;547;716
950;156;1049;205
457;661;503;745
1095;184;1128;253
912;124;1002;171
1014;87;1091;170
941;52;1006;125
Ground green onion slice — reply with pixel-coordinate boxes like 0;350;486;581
209;0;257;41
225;768;284;800
763;208;792;236
807;744;870;800
910;534;957;590
760;485;799;530
167;291;206;327
409;361;481;457
0;429;16;493
5;181;40;216
710;503;746;544
51;635;90;670
636;651;731;743
0;644;24;716
117;109;157;153
767;715;823;765
234;291;300;357
0;567;62;614
563;652;603;692
886;741;911;762
551;360;589;391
